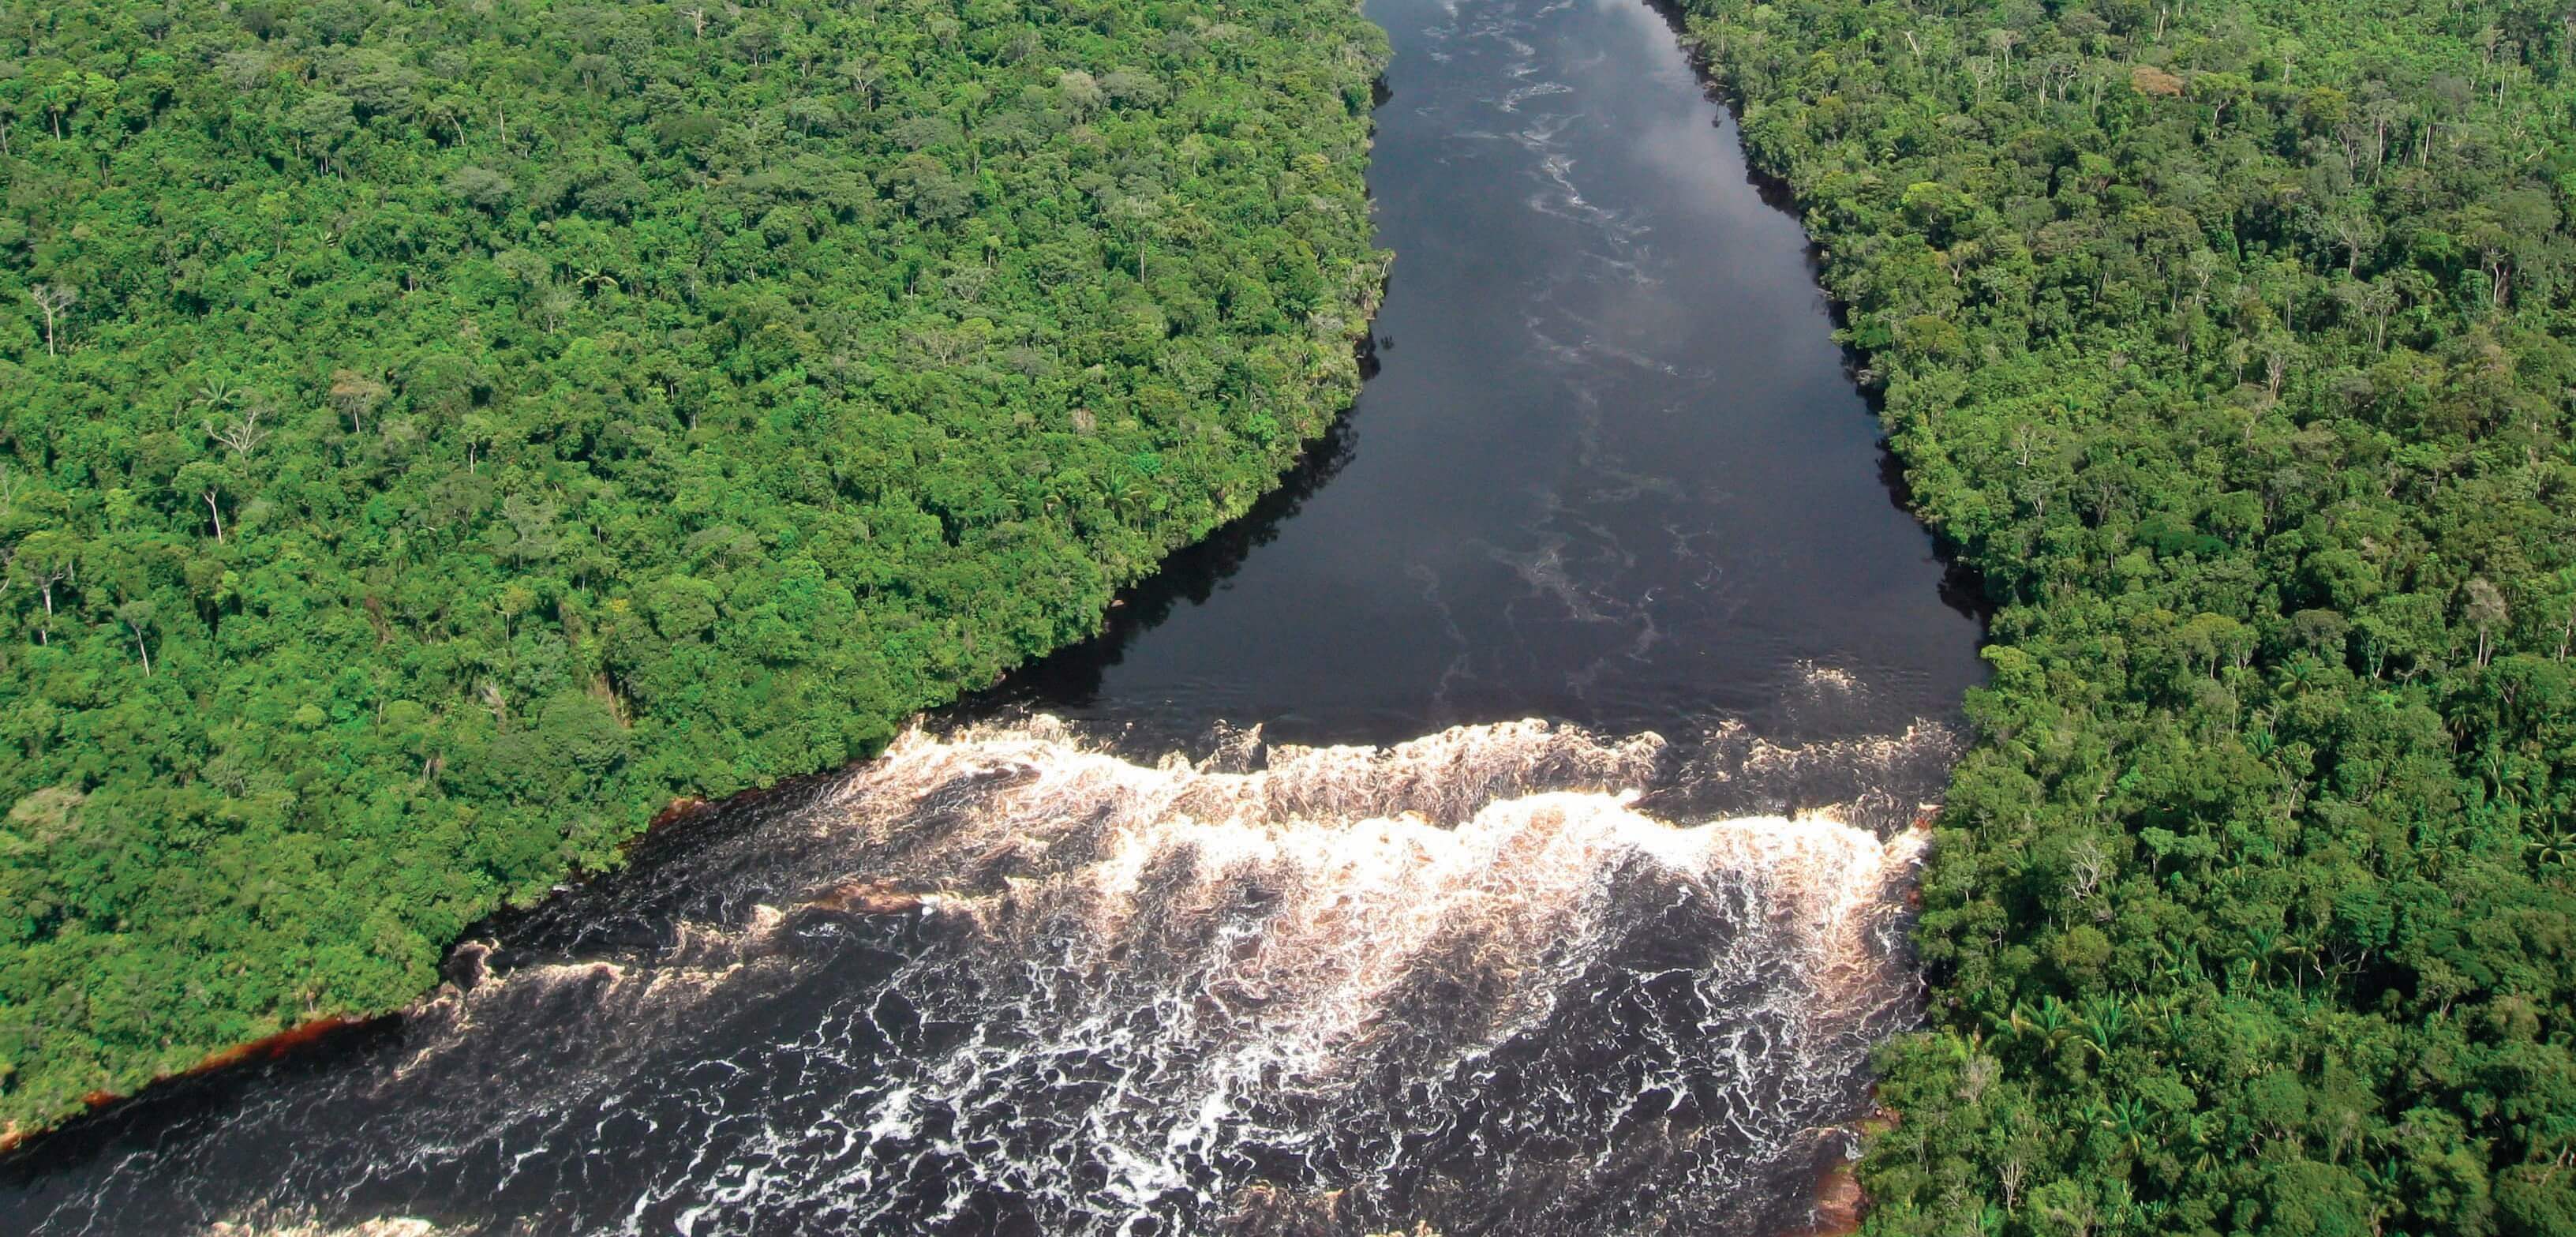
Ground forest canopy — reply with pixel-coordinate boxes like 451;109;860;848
1680;0;2576;1233
0;0;1384;1134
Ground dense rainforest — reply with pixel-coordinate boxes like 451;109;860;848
1679;0;2576;1233
0;0;1385;1134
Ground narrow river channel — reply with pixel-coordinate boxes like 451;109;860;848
0;0;1985;1232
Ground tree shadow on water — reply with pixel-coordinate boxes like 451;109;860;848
947;353;1374;725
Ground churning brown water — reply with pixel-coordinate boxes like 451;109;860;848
1;719;1955;1235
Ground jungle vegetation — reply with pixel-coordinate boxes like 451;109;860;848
1680;0;2576;1232
0;0;1385;1134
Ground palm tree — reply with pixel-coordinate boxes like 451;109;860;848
2077;995;2127;1058
2099;1096;2153;1156
2526;830;2576;869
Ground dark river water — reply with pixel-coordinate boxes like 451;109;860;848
996;0;1979;759
0;0;1984;1233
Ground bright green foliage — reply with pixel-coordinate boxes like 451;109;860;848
0;0;1383;1132
1683;1;2576;1233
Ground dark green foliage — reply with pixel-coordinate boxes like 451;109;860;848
1681;0;2576;1231
0;0;1384;1133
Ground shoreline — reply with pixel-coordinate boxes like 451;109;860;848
0;1014;388;1157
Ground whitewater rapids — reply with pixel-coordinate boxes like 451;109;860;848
37;717;1944;1237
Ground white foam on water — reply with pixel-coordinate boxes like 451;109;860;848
207;1216;446;1237
137;718;1942;1237
365;719;1931;1233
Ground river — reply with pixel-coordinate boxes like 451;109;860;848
0;0;1984;1232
